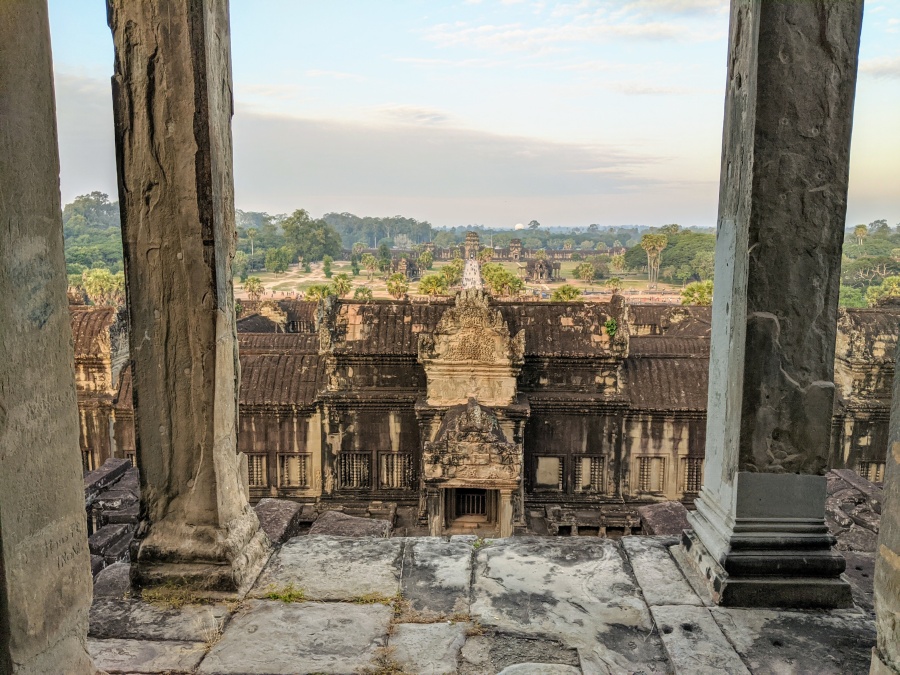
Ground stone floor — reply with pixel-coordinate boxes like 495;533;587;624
89;535;876;674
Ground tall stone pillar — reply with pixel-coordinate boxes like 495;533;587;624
108;0;269;592
872;365;900;672
0;2;94;672
682;0;863;608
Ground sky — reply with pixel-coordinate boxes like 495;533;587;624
48;0;900;229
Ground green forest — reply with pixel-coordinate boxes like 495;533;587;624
61;192;899;308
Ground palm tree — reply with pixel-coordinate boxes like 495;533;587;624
246;228;257;255
854;224;867;247
610;253;626;273
244;276;264;301
605;277;624;294
640;233;668;289
353;286;373;301
575;262;595;285
419;274;448;297
551;284;583;302
361;253;377;280
386;273;409;299
331;273;352;298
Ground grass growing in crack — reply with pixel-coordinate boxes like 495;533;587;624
359;646;413;675
141;583;203;609
472;537;491;550
264;583;306;603
351;592;396;605
464;620;485;637
195;611;225;650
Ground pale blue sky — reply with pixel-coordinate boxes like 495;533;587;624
48;0;900;228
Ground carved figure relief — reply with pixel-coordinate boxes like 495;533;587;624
423;399;522;486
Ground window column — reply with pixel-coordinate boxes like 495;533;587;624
108;0;270;592
681;0;863;608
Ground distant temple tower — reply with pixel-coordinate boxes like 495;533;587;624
464;231;480;260
509;239;522;262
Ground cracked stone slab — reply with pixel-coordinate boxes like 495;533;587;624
252;535;403;600
88;638;206;673
622;537;701;607
401;537;473;616
497;664;581;675
711;607;876;675
650;605;750;674
198;600;391;674
458;633;581;675
89;597;230;642
470;538;667;671
389;622;468;675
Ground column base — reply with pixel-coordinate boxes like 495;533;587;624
131;507;271;597
680;530;852;609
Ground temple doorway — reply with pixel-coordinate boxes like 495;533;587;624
445;488;499;534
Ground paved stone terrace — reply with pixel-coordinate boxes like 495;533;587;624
89;536;875;674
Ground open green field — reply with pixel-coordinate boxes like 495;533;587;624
234;259;681;301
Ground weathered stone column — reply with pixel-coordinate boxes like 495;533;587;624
108;0;269;592
498;489;514;538
872;365;900;672
0;2;94;672
682;0;863;608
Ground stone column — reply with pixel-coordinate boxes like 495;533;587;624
872;364;900;672
108;0;269;592
427;488;443;536
498;489;514;538
0;2;94;672
682;0;863;608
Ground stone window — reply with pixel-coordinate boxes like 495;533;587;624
339;452;371;489
82;449;95;472
637;456;666;493
574;456;604;493
125;452;136;468
681;457;704;493
535;456;564;491
247;454;268;487
278;454;310;488
858;461;885;484
379;453;413;490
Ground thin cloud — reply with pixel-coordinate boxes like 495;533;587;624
861;56;900;79
376;105;455;126
305;69;366;81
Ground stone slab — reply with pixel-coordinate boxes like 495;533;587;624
198;600;391;674
93;561;132;599
88;637;206;673
711;607;876;675
254;498;306;545
621;537;701;607
470;538;667;671
842;551;876;613
637;502;690;536
252;535;403;601
401;537;473;616
308;509;392;537
389;622;467;675
651;605;750;674
458;634;581;675
84;458;133;496
89;597;230;642
497;665;581;675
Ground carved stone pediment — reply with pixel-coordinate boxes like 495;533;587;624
418;290;524;406
423;399;522;486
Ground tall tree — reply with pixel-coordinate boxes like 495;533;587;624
853;224;867;246
640;233;668;288
282;209;342;262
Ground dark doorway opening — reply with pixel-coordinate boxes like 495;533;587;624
456;488;487;518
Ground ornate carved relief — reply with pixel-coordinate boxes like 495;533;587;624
423;399;522;487
419;290;524;406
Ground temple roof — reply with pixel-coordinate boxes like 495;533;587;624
622;357;709;410
239;353;325;408
70;306;118;358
